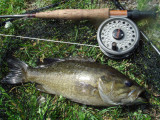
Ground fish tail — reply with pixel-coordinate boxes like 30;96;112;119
1;58;28;84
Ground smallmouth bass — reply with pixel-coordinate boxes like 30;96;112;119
2;57;145;106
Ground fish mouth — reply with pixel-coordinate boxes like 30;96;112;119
137;89;146;101
129;88;146;103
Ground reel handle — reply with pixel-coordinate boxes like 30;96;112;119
35;8;113;20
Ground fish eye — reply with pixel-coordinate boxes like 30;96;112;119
125;81;133;87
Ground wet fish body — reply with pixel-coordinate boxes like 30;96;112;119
2;58;145;106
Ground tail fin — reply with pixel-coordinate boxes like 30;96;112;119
1;58;28;84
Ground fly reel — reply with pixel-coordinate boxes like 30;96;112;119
97;17;140;59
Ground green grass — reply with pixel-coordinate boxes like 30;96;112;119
0;0;160;120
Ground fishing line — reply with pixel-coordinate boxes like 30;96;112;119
0;34;100;48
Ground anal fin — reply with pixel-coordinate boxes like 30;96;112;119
36;84;47;93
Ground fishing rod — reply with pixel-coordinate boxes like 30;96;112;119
0;9;156;20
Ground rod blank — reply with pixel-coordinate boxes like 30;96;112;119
0;14;35;18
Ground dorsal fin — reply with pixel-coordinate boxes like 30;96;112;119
36;58;65;66
36;56;95;66
66;56;95;62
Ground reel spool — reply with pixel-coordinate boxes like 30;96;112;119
97;17;140;59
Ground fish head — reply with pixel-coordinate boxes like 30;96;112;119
98;75;146;106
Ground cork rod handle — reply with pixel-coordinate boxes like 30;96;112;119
35;8;110;20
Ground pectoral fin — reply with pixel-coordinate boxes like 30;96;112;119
98;76;119;105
